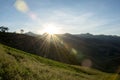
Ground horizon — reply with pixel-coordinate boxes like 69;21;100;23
24;31;120;37
0;0;120;35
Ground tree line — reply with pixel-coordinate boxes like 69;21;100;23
0;26;24;33
0;26;9;32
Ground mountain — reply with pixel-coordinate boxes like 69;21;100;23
60;33;120;72
0;32;77;64
25;31;39;37
0;32;120;73
0;43;119;80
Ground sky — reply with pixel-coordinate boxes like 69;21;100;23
0;0;120;35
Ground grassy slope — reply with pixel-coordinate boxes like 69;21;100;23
0;43;119;80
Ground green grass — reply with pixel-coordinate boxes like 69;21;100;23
0;43;119;80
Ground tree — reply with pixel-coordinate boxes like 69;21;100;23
4;27;9;32
0;26;9;32
20;29;24;34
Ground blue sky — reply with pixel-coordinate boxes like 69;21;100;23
0;0;120;35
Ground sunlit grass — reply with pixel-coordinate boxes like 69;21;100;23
0;43;120;80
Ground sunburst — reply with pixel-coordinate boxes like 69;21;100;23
42;23;60;35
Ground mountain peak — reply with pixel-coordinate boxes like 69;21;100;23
25;31;38;37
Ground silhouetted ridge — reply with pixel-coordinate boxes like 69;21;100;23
25;31;39;37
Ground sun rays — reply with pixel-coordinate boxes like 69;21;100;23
42;23;60;35
39;33;78;63
43;26;58;35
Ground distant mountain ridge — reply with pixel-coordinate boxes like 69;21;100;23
25;31;39;37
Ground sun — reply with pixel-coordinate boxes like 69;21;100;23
42;23;60;35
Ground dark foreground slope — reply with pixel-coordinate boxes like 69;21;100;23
0;32;120;73
0;32;78;64
0;43;120;80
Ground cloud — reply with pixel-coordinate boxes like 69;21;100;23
38;10;107;33
13;3;119;35
14;0;106;34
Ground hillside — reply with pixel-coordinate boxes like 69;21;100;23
0;43;120;80
61;33;120;72
0;32;120;72
0;32;78;64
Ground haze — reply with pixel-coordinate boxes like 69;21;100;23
0;0;120;35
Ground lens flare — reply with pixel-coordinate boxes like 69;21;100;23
81;59;92;67
71;48;77;55
28;12;37;20
14;0;29;13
